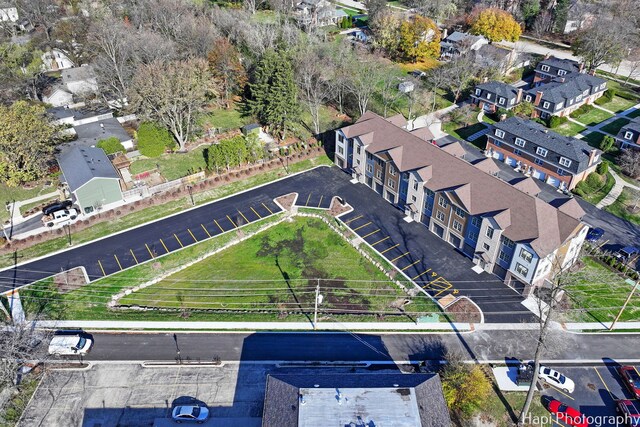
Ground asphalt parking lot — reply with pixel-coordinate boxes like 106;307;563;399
537;363;639;427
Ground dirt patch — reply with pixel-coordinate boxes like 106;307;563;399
53;267;88;294
446;297;482;323
329;197;351;217
275;193;296;211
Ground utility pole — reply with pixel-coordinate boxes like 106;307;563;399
313;279;323;330
609;280;639;331
187;185;194;206
65;223;72;246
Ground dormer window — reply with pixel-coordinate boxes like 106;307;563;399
558;70;567;76
559;157;572;167
541;65;550;72
542;101;550;109
556;102;564;110
510;98;515;105
536;147;548;157
498;97;505;105
495;129;505;138
624;131;633;140
583;89;589;96
515;137;525;147
526;95;532;102
487;93;492;100
475;88;481;96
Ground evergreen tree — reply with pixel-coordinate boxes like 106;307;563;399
553;0;570;34
247;49;299;139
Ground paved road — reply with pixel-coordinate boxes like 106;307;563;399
79;330;640;363
0;167;532;322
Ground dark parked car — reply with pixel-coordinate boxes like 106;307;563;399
617;399;640;426
585;227;604;242
615;246;640;263
619;366;640;399
42;200;73;216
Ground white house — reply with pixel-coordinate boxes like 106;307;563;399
0;3;18;22
42;48;75;72
61;65;98;96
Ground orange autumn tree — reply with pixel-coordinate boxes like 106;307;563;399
469;8;521;42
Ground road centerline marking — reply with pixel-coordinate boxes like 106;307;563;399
380;243;400;254
187;229;197;242
371;236;389;246
390;251;410;263
201;224;211;237
174;233;184;247
353;221;372;232
130;249;139;264
114;254;123;270
401;260;421;271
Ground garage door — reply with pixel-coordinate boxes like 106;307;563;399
531;169;546;180
506;157;517;167
375;182;383;195
493;151;504;161
432;223;444;238
448;233;462;248
546;176;561;188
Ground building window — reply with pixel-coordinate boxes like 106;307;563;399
520;248;533;262
558;70;567;76
438;196;448;208
515;263;529;277
389;165;396;176
387;178;395;189
501;236;515;248
559;157;572;167
569;98;574;105
452;220;463;232
514;149;522;155
495;129;505;138
436;210;445;221
482;243;491;251
556;102;564;110
471;217;482;228
536;147;548;157
338;134;345;143
510;98;516;105
425;189;434;197
541;65;550;72
557;168;566;176
366;164;373;173
411;195;417;202
583;89;589;96
402;172;409;180
494;140;501;147
515;138;526;147
526;95;532;102
469;231;478;242
498;97;505;105
337;146;344;155
542;101;550;109
600;83;606;90
454;207;466;218
576;95;582;102
413;182;418;191
475;88;481;95
486;226;494;239
356;145;361;154
625;131;633;140
376;169;382;179
534;158;544;166
499;250;511;262
487;93;492;99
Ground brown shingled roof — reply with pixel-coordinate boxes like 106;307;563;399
512;177;541;196
340;112;583;256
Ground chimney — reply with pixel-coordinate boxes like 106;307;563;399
442;28;448;40
588;149;599;166
534;90;544;107
579;62;585;73
516;88;523;103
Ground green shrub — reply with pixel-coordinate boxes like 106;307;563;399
570;104;593;117
137;122;176;158
596;161;609;175
617;90;638;101
97;137;125;155
548;115;568;128
585;172;603;188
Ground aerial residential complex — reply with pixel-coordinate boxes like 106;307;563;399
533;56;582;85
335;112;588;295
486;117;601;190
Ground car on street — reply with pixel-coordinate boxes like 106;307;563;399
616;399;640;426
48;334;93;356
42;200;73;216
586;227;604;242
172;404;209;424
539;366;575;393
546;398;588;427
615;246;640;264
619;366;640;399
42;208;78;227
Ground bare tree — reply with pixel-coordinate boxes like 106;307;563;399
619;149;640;178
424;66;449;112
128;59;219;151
345;57;384;117
379;72;403;118
0;321;52;392
441;56;475;102
15;0;61;41
295;43;332;135
572;19;626;72
244;0;265;14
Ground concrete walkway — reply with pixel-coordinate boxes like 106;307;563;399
597;169;640;208
7;190;59;226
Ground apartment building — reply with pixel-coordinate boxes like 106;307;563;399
471;81;523;113
533;56;582;85
486;117;601;190
616;118;640;148
525;72;607;119
335;112;588;295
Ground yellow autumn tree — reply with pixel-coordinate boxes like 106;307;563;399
470;8;522;42
397;15;441;63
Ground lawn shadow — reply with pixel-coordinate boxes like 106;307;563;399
275;255;312;324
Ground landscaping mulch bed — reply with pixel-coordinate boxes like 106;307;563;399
446;297;482;323
329;197;351;217
275;193;297;211
53;267;88;294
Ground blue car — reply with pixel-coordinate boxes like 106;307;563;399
585;227;604;242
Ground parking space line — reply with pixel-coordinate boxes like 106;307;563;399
362;229;380;239
345;215;363;225
305;193;312;206
546;384;575;400
593;367;613;399
390;252;410;263
237;210;249;224
227;215;237;228
160;238;169;253
114;254;123;271
130;249;139;264
412;268;431;280
214;219;224;232
353;221;372;232
97;260;106;276
251;206;262;219
174;233;184;248
317;195;323;207
380;244;400;254
145;243;155;259
187;229;197;242
262;203;274;215
371;236;390;246
201;224;211;237
401;260;421;271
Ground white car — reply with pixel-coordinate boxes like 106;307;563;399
43;208;78;227
538;365;575;393
172;404;209;423
48;334;93;356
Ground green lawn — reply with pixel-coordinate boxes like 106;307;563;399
480;388;548;427
130;147;208;181
0;182;54;224
570;107;613;126
337;6;360;15
552;121;587;137
0;155;333;270
599;96;637;113
576;171;615;205
119;217;440;319
198;107;253;132
442;121;488;150
579;132;620;164
600;117;630;135
387;0;409;9
605;188;640;225
564;257;640;323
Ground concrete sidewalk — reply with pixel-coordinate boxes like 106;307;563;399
596;169;640;209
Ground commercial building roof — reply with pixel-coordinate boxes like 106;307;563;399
262;373;450;427
57;146;120;192
341;112;583;257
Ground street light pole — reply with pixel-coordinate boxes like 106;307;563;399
609;280;639;331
